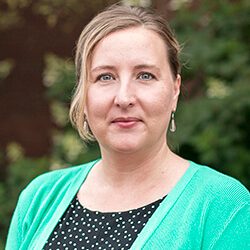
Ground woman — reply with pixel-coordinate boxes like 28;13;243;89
6;4;250;250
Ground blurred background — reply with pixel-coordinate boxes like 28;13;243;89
0;0;249;247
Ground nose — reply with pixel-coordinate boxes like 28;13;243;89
114;80;136;109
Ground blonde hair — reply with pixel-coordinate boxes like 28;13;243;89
70;4;181;141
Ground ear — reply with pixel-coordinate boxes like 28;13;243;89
172;74;181;111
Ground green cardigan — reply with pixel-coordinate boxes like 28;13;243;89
6;160;250;250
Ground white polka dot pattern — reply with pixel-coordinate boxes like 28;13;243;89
43;195;164;250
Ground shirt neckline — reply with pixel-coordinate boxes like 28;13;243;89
75;195;166;215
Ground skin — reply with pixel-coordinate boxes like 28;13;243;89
77;27;189;212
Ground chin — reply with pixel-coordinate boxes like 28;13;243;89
104;136;145;154
112;145;140;154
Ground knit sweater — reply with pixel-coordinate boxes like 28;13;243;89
6;160;250;250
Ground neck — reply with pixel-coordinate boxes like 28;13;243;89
78;141;189;212
97;141;175;188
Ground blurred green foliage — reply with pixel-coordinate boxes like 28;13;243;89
43;54;101;168
0;60;14;80
1;0;250;248
170;0;250;188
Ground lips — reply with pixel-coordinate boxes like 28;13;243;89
111;117;142;128
112;117;141;122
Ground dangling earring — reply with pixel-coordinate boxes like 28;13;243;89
83;114;95;140
83;114;90;133
170;111;176;132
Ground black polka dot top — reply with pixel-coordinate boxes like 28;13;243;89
43;195;164;250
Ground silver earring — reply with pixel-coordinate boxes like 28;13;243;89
170;111;176;132
83;115;95;140
83;115;90;133
83;120;88;132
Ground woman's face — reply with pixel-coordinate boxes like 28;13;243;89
85;27;180;154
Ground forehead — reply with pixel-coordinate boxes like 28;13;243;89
90;27;168;68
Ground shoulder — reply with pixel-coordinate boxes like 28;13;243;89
19;160;98;203
26;164;82;189
6;160;98;249
190;161;250;205
188;162;250;248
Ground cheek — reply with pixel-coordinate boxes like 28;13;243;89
85;87;109;119
143;87;173;115
149;96;173;132
85;93;106;136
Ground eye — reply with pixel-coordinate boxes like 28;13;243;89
96;73;114;82
138;72;155;81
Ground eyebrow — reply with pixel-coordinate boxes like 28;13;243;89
133;64;161;74
91;65;116;73
91;64;161;73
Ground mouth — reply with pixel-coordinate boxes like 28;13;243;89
111;117;142;128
